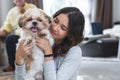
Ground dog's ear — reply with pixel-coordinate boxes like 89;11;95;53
45;15;51;24
18;16;24;28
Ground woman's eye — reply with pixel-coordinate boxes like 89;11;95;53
53;19;58;24
61;26;68;31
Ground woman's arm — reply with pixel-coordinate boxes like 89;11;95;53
43;46;82;80
35;36;54;62
15;62;26;80
35;37;82;80
15;39;33;80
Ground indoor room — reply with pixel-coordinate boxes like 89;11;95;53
0;0;120;80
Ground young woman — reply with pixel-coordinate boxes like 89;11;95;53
15;7;85;80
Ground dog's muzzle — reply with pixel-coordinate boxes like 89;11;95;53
32;21;37;26
29;21;40;33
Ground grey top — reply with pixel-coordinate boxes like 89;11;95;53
15;45;82;80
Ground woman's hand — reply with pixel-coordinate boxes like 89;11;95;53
35;36;54;62
35;36;53;54
15;39;33;65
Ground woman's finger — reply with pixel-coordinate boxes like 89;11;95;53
23;43;33;54
19;39;26;45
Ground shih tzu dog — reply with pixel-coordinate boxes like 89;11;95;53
17;8;54;80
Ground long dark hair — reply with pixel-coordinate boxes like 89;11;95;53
52;7;85;57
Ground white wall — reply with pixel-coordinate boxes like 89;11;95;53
113;0;120;23
0;0;14;27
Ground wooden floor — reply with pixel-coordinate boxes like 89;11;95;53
0;75;14;80
0;67;15;80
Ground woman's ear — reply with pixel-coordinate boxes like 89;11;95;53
18;16;24;28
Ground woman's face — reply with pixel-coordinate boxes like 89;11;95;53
49;14;69;43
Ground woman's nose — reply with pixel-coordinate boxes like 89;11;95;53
53;24;60;31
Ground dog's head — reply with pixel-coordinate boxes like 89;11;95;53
19;8;51;36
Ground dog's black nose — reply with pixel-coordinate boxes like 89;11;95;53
32;22;37;26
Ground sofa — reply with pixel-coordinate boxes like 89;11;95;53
81;22;119;57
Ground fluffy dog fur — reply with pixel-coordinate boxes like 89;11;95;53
17;8;54;80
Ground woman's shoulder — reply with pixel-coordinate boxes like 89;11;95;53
69;45;82;53
66;45;82;58
70;45;81;50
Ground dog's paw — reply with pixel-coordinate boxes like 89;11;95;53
23;37;32;46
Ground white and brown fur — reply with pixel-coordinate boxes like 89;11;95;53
17;8;54;80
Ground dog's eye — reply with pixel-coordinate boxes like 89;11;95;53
38;19;42;22
27;18;32;21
